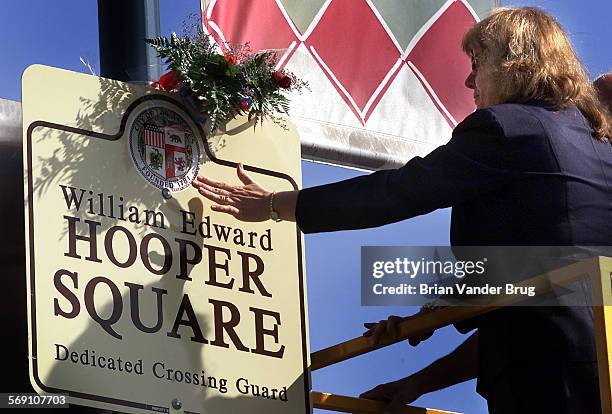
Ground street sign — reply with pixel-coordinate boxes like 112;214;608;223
23;65;310;414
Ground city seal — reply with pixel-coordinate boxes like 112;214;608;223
128;102;201;192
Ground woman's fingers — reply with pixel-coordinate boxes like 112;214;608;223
192;177;229;203
371;320;387;344
237;163;255;185
386;315;401;338
193;164;263;202
359;384;394;402
361;378;421;414
195;181;232;196
193;172;246;207
371;318;391;344
363;315;433;347
408;331;434;347
384;394;411;414
192;164;271;222
195;184;234;205
363;320;385;341
363;315;402;344
194;174;235;191
362;322;378;337
211;204;240;216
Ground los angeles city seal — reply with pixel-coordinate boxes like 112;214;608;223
128;103;201;192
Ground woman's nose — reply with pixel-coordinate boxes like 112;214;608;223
465;72;475;89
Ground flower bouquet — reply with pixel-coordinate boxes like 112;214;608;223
146;29;308;133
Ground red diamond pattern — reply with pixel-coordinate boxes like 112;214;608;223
304;0;401;122
405;1;477;125
203;0;479;127
205;0;296;54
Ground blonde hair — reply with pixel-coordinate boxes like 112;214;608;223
462;7;611;140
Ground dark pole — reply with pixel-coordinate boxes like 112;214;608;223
98;0;161;82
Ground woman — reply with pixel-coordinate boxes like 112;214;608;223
193;7;612;414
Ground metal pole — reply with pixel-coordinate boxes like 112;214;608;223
98;0;161;82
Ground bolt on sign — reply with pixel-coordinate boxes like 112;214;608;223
23;65;311;414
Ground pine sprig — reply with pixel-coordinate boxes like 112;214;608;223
145;28;308;134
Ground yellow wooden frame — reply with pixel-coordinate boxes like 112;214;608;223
310;256;612;414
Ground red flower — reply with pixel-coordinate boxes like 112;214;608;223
225;54;238;65
158;71;180;91
272;71;292;89
240;98;252;110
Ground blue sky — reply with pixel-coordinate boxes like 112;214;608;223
3;1;610;413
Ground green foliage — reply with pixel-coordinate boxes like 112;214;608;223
145;28;308;133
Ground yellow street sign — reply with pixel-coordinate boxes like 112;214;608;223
23;65;310;414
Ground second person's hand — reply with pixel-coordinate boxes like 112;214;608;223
359;376;423;414
363;308;437;347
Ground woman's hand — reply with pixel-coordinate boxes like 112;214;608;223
359;376;423;414
192;163;272;222
359;333;479;414
363;315;405;345
363;313;434;346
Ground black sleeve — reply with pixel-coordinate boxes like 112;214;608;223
296;108;517;234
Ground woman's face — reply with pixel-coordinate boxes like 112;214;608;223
465;53;498;109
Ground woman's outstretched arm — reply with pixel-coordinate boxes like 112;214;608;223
192;163;298;222
193;109;514;233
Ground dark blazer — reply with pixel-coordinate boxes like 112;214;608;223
296;102;612;409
